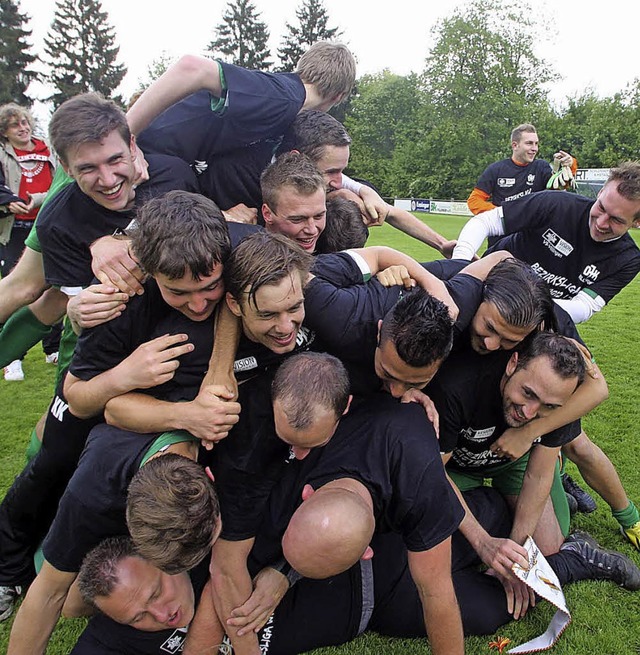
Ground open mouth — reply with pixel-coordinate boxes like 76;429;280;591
297;236;317;250
101;181;124;199
270;332;296;348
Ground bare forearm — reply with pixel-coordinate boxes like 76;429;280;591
511;451;555;544
127;55;221;135
202;303;241;391
8;585;66;655
421;587;464;655
183;581;225;655
211;558;261;654
65;369;137;420
104;393;183;432
386;207;446;253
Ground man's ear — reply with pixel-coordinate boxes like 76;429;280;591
301;484;315;502
376;319;382;346
342;395;353;417
505;351;519;377
225;292;242;317
262;203;274;225
361;545;374;561
61;159;72;177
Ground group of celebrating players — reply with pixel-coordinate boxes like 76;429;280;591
1;40;640;655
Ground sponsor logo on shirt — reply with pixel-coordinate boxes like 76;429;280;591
192;160;208;175
498;177;516;188
504;189;532;203
161;628;188;653
234;356;259;373
526;174;536;186
542;229;574;257
579;264;601;284
461;426;496;442
531;262;581;298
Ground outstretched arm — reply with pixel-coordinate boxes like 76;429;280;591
407;539;464;655
352;246;457;317
7;561;76;655
451;207;505;260
127;55;223;135
209;538;261;655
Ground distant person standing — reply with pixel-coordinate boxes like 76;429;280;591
467;123;577;217
0;104;57;381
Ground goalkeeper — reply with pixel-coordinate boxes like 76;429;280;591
467;123;577;221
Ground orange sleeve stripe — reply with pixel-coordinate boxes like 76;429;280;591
467;187;496;215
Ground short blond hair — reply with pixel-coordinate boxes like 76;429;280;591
296;42;356;104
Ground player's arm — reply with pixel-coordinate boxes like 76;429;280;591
554;291;606;324
126;55;223;135
200;301;241;398
352;246;458;317
104;386;240;444
7;561;76;655
63;333;195;419
209;538;261;655
442;454;528;578
458;250;512;281
467;187;497;215
183;580;226;655
407;539;464;655
0;246;48;323
384;205;457;257
451;207;506;260
509;445;559;546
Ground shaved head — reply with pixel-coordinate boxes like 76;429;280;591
282;478;375;578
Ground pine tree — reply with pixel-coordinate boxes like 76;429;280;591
208;0;272;71
0;0;37;106
278;0;342;72
44;0;126;108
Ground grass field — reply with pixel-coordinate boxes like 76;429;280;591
1;213;639;654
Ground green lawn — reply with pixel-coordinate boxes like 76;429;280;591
1;213;639;654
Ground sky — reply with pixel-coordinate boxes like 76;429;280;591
19;0;639;118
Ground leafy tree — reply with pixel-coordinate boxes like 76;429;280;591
208;0;272;70
344;71;423;195
136;51;177;93
278;0;342;72
0;0;37;105
43;0;126;108
401;0;557;197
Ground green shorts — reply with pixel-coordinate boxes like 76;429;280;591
449;452;570;536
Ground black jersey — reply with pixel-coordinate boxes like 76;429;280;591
305;252;483;393
488;190;640;304
428;348;578;472
137;62;304;171
41;426;162;572
37;155;198;288
257;395;463;557
476;158;553;206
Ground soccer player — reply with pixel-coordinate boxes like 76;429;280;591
467;123;576;216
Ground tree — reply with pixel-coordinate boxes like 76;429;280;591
136;51;177;93
43;0;126;108
0;0;37;105
344;71;424;195
394;0;557;198
278;0;342;72
208;0;272;70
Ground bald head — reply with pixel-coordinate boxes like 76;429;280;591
282;478;374;578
